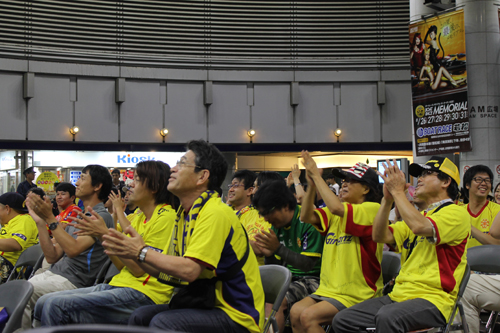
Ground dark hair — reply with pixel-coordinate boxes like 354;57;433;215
463;165;493;190
256;171;284;187
28;187;45;198
362;182;382;204
187;140;228;192
252;180;296;213
111;168;121;175
135;160;177;207
23;167;34;176
495;182;500;197
56;182;76;197
232;170;257;190
437;172;459;201
110;187;119;195
81;165;113;202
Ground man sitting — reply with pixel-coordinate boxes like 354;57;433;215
333;156;469;332
0;192;38;283
33;161;177;326
253;180;324;333
23;164;113;329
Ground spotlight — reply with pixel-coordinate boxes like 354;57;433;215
160;128;169;137
247;129;256;138
69;126;79;135
334;128;342;137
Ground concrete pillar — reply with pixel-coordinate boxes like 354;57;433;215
457;0;500;184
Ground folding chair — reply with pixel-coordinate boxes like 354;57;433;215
364;264;470;333
103;262;120;284
0;280;34;333
24;324;183;333
381;251;401;285
260;265;292;333
93;258;112;286
467;245;500;333
6;244;44;282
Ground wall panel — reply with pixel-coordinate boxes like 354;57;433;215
75;78;118;142
0;73;26;140
120;80;163;143
382;82;412;142
295;84;337;143
29;76;73;141
252;84;293;143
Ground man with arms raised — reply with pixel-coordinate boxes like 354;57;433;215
227;169;270;266
103;140;265;333
333;156;469;332
34;161;177;326
23;165;113;329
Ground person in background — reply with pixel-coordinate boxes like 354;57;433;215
494;182;500;205
227;169;270;266
17;167;37;198
253;180;324;333
53;182;81;230
0;192;38;283
23;164;113;329
286;164;305;204
111;168;126;192
252;171;284;195
325;173;339;195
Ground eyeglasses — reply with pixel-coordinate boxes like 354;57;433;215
472;177;492;185
175;160;202;169
419;170;438;178
258;206;275;216
227;184;247;189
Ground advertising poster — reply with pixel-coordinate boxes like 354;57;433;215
410;10;471;156
36;171;60;196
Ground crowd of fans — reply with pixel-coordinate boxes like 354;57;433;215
0;140;500;333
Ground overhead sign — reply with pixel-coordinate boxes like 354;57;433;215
410;10;471;156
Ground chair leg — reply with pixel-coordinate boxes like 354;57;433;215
485;311;498;333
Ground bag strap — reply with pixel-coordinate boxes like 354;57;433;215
217;226;250;281
406;201;453;259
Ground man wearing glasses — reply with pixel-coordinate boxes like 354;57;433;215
333;156;469;332
227;169;270;266
461;165;500;333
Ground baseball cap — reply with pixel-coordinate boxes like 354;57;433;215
408;156;460;186
332;162;379;190
23;167;35;175
0;192;28;213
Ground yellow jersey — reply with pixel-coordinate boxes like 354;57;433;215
0;214;38;266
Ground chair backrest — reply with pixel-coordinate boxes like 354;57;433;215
20;324;183;333
0;280;34;333
467;245;500;273
6;244;44;282
260;265;292;333
93;258;112;286
381;251;401;285
103;263;120;284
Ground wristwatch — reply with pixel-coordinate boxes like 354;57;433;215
48;221;59;231
137;246;149;263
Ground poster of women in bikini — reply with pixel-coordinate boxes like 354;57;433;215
410;10;471;156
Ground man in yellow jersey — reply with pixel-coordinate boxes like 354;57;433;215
460;165;500;333
294;152;384;333
33;161;176;326
228;169;271;266
253;180;324;333
333;156;469;332
103;139;265;333
0;192;38;283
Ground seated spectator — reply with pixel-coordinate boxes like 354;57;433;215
293;152;383;332
333;156;469;332
460;165;500;333
33;160;177;327
253;180;324;333
23;164;113;329
227;169;271;266
52;182;81;229
17;167;37;198
252;171;284;194
0;192;38;283
104;187;119;215
103;140;265;333
122;186;139;216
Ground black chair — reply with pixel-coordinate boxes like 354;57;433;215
93;259;112;286
0;280;34;333
260;265;292;333
381;251;401;286
103;262;120;284
6;244;44;282
467;245;500;333
25;324;183;333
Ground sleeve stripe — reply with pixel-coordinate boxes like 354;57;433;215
427;217;440;245
300;252;322;258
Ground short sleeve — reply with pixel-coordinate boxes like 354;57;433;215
389;221;411;253
313;207;333;236
8;216;37;250
344;202;381;238
427;205;470;246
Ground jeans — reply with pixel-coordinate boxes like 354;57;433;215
35;283;155;326
129;304;249;333
332;295;445;333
